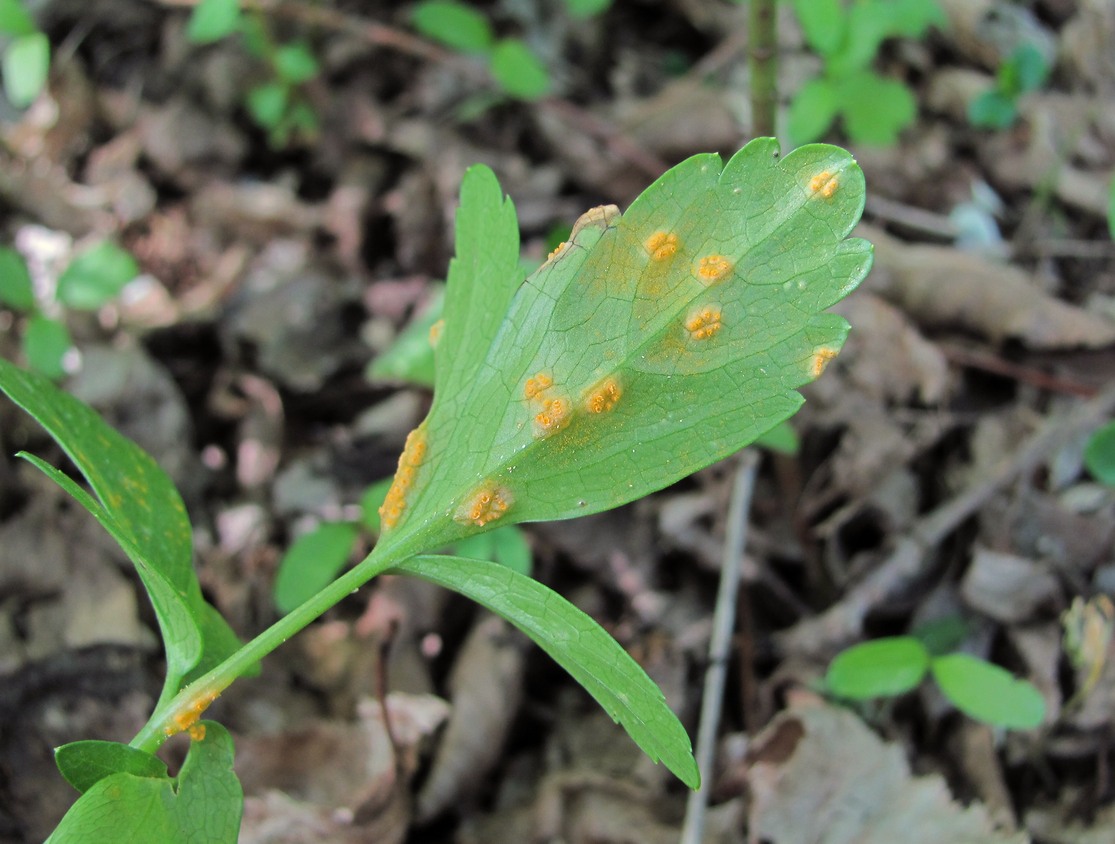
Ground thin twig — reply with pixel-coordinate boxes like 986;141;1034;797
776;380;1115;658
681;450;761;844
748;0;778;138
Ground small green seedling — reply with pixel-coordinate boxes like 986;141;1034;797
186;0;319;146
0;0;48;107
1085;420;1115;487
788;0;945;146
412;0;551;101
2;138;871;840
968;43;1050;130
0;240;140;378
825;631;1046;729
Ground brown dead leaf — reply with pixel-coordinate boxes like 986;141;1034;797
416;614;527;822
861;223;1115;349
237;693;449;844
745;701;1029;844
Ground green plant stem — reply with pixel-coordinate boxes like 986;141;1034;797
749;0;777;138
130;543;400;753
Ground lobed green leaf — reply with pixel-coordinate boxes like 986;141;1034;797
378;139;871;560
0;360;240;694
273;521;359;613
48;722;241;844
55;741;168;794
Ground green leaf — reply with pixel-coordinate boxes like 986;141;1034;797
395;554;699;788
0;245;35;311
0;360;240;695
273;521;359;613
55;741;168;794
787;78;839;145
1109;174;1115;242
1084;420;1115;487
838;71;917;145
790;0;846;57
3;31;49;108
490;38;550;100
412;0;493;54
22;314;71;379
377;140;870;561
0;0;36;36
274;43;319;84
968;89;1018;130
754;420;799;455
930;654;1045;729
825;636;930;699
1003;43;1048;95
367;285;444;387
245;81;288;130
186;0;241;44
563;0;612;19
48;722;242;844
56;241;139;310
886;0;947;38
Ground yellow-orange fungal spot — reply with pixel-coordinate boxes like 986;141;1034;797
378;426;428;531
547;241;568;261
685;305;723;341
810;346;839;378
644;231;679;261
455;484;513;527
696;255;732;284
533;396;572;438
428;319;445;349
188;723;207;742
585;377;622;414
166;689;220;738
810;170;839;198
524;372;553;400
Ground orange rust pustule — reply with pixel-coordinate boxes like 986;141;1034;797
378;426;428;531
696;255;732;284
685;306;722;340
584;377;622;414
533;396;572;438
809;171;839;198
166;689;220;739
524;372;553;400
644;231;679;261
809;346;839;378
455;485;513;527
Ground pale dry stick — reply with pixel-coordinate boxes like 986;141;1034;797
681;450;760;844
776;379;1115;659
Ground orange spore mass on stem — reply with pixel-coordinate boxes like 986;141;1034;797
685;305;722;340
455;484;513;527
696;255;732;284
644;231;679;261
166;689;220;739
378;426;428;531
